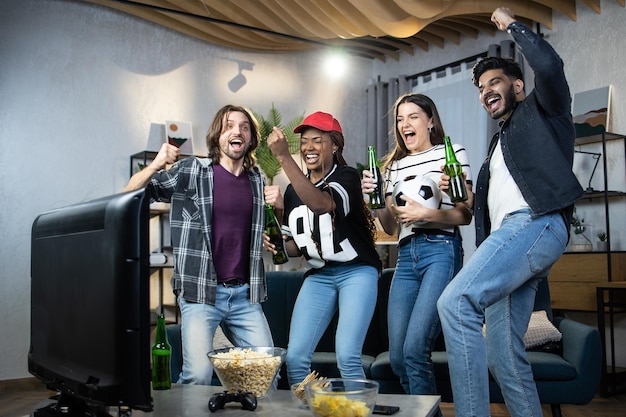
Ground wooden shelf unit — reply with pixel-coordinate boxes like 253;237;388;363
548;131;625;397
549;252;626;311
149;206;179;324
548;132;625;311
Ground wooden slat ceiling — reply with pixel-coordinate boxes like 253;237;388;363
84;0;624;61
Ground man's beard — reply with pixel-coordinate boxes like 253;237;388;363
490;85;517;120
220;144;247;161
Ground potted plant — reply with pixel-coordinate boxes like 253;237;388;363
253;104;303;185
596;231;608;252
571;209;593;252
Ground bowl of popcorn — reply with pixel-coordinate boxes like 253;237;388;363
304;378;379;417
207;346;286;398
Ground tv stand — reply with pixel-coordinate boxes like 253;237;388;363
32;393;131;417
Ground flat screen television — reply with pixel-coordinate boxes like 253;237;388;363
29;188;153;416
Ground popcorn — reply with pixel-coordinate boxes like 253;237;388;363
209;347;284;398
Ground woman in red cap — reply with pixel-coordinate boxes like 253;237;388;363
266;111;382;385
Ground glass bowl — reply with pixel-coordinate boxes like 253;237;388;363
207;346;287;398
290;382;309;408
304;378;379;417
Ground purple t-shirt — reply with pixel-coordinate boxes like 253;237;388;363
212;164;253;283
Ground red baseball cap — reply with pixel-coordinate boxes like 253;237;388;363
293;111;343;134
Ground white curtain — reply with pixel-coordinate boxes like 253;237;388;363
365;76;412;157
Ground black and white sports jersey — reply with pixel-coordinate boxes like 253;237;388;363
282;164;381;272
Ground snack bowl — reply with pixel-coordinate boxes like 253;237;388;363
304;378;379;417
290;382;309;409
207;346;286;398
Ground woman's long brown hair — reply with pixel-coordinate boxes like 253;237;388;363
381;93;446;173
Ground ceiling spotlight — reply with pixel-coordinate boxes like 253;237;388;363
228;60;254;93
324;50;348;79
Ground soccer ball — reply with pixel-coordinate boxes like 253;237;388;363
393;175;442;217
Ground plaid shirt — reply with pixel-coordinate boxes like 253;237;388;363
147;157;267;305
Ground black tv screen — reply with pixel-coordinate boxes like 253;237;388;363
29;189;153;416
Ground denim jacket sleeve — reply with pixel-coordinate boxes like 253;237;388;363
507;21;571;117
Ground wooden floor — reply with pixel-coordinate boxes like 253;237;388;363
1;378;624;417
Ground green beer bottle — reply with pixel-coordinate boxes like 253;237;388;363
443;136;468;203
152;313;171;390
265;204;288;265
367;146;386;209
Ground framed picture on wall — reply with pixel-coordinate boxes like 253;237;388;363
165;120;194;155
573;86;612;138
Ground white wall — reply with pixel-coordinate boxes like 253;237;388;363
0;0;372;380
1;0;625;381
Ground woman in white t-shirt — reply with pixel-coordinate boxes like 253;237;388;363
362;93;474;397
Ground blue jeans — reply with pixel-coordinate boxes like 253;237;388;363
437;209;568;417
177;284;274;385
286;263;378;385
389;232;462;395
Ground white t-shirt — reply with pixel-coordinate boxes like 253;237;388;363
488;140;529;231
383;143;472;243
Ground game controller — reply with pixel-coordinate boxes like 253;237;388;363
208;390;257;412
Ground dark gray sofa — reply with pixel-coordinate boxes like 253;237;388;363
168;268;602;417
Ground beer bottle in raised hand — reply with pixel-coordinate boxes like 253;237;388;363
367;146;386;209
152;313;171;390
265;204;288;265
443;136;468;203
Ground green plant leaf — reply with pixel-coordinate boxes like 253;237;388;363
253;103;304;184
283;115;305;154
255;141;282;184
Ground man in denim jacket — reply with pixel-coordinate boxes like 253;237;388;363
438;7;583;417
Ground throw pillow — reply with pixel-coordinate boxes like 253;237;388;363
482;310;562;349
524;310;562;349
